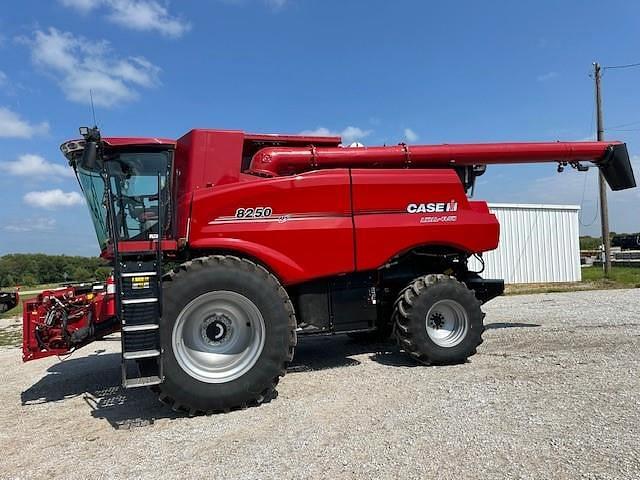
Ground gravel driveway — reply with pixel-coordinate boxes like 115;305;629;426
1;289;639;480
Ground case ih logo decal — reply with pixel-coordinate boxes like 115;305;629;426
406;200;458;214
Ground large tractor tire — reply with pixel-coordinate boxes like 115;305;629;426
151;255;297;414
394;274;484;365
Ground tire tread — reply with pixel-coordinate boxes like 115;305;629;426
148;255;297;415
393;274;484;365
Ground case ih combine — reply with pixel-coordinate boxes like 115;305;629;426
22;127;636;414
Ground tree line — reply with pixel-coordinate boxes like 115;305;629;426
0;254;111;288
580;232;639;250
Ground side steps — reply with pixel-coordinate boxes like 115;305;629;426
117;258;163;388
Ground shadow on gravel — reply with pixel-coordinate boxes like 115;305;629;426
20;335;418;429
21;349;183;430
289;335;419;371
485;322;541;330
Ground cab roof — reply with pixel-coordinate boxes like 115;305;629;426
102;137;176;147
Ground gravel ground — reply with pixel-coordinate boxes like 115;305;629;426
0;289;639;480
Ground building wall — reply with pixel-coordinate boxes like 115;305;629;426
468;203;581;284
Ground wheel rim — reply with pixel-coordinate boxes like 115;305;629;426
172;291;266;383
425;299;469;348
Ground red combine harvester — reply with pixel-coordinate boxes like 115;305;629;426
22;127;636;413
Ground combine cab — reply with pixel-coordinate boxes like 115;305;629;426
23;125;636;414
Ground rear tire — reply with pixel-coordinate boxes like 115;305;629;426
394;274;484;365
151;255;296;414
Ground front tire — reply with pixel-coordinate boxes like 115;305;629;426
153;255;296;414
394;274;484;365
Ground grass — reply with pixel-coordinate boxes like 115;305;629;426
0;282;61;292
506;266;640;295
580;266;640;285
0;324;21;347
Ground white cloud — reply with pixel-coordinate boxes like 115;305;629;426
403;128;419;142
0;154;73;178
59;0;190;37
536;71;558;82
108;0;191;37
0;71;7;87
0;107;49;138
4;217;56;233
24;189;85;209
28;28;160;108
59;0;99;12
265;0;287;8
300;126;372;145
221;0;290;9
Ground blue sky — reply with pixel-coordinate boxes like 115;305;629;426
1;0;639;256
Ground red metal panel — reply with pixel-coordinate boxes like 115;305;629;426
188;169;354;284
244;132;341;146
103;137;175;147
351;169;499;271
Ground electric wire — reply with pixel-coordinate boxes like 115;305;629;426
603;62;640;70
606;120;640;130
578;169;600;227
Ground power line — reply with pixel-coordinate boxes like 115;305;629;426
578;168;600;227
606;120;640;130
594;62;640;135
603;61;640;70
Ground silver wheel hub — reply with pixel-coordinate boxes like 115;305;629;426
425;299;469;348
172;291;266;384
200;314;234;346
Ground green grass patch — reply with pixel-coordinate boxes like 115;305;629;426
580;266;640;286
0;283;61;292
0;325;21;347
506;266;640;295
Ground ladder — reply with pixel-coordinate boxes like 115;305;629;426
107;172;165;388
117;256;163;387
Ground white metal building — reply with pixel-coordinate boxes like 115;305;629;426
468;203;581;284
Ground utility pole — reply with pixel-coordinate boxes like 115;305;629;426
594;62;612;276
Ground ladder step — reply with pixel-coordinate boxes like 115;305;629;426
122;297;158;304
121;271;157;277
124;375;163;388
122;349;161;360
122;324;159;332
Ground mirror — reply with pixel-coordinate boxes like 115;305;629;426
81;141;101;171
